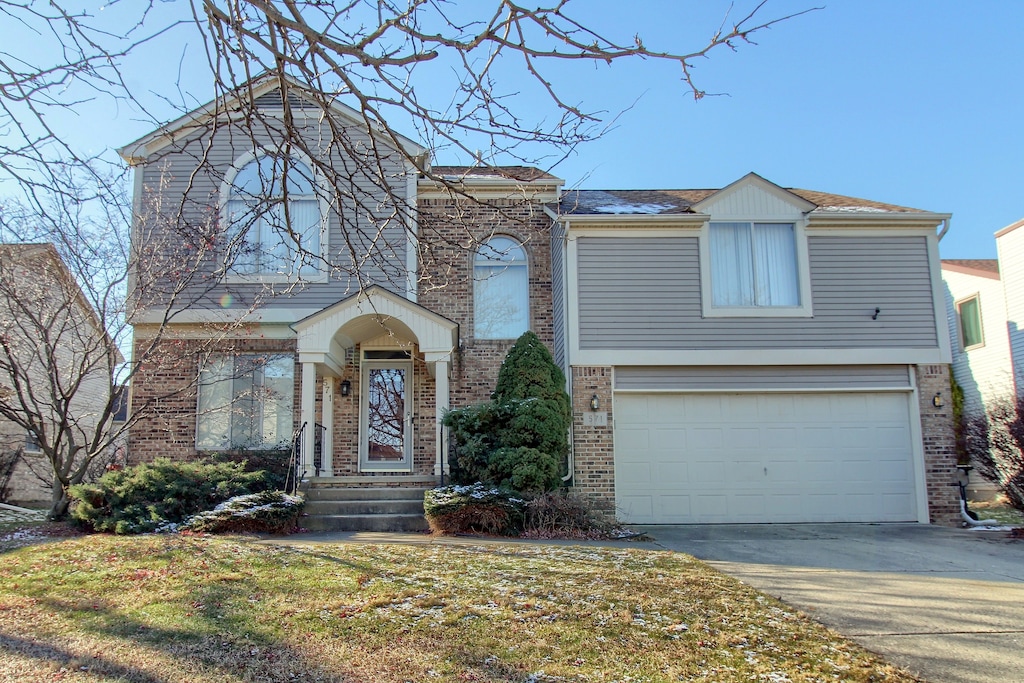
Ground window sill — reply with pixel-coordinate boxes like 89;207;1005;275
702;305;813;318
223;272;329;285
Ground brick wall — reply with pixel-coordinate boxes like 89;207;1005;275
418;196;555;407
128;336;298;463
569;366;615;513
916;364;961;525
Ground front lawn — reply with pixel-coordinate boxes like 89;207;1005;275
0;534;921;682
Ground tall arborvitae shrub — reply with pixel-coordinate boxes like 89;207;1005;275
444;331;571;492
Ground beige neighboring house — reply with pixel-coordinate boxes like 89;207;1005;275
0;243;123;507
942;217;1024;417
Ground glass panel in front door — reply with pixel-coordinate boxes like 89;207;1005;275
366;366;409;466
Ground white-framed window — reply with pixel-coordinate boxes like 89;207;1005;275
956;294;984;350
196;353;295;450
703;221;811;317
223;154;322;278
474;235;529;339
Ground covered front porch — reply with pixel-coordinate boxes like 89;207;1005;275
292;286;458;485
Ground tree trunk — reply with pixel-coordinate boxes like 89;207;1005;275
47;482;70;521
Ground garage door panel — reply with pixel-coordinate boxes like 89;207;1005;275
650;427;686;451
614;392;919;524
654;461;689;483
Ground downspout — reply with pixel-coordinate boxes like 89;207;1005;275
937;217;951;242
559;213;574;484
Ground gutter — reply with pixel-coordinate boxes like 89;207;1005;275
937;217;951;241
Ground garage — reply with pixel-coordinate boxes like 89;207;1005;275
613;368;924;524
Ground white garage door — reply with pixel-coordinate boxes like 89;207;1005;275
614;392;920;524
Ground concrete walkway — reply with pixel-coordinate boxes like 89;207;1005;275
638;524;1024;683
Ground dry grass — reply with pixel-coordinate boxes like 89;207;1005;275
0;533;923;682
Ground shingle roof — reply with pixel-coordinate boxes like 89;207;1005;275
429;166;560;182
941;259;1000;277
558;188;925;216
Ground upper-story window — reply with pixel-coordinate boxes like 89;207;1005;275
474;236;529;339
956;294;984;350
224;154;321;277
707;221;806;314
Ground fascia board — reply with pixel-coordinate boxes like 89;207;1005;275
119;75;426;164
691;172;818;214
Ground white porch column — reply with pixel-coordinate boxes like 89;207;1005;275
300;361;317;478
320;378;334;476
434;359;449;477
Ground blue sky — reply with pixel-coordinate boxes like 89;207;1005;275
24;0;1024;259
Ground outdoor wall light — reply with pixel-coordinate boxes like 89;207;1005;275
590;394;600;411
932;392;944;409
339;379;352;397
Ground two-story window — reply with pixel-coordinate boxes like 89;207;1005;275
224;154;322;277
474;236;529;339
196;353;294;450
704;221;811;317
956;294;984;350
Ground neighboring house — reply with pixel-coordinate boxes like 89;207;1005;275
0;244;122;506
120;76;959;525
942;218;1024;417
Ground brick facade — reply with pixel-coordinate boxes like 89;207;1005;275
569;366;615;513
418;196;556;408
915;364;960;525
128;335;298;463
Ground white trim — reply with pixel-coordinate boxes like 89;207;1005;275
572;348;949;366
358;358;414;473
405;163;419;302
132;317;308;333
699;219;814;318
613;385;914;394
907;370;931;523
118;74;427;164
805;226;946;237
691;172;818;214
927;234;955;363
567;225;703;237
566;235;581;369
954;293;985;351
807;211;952;226
562;215;708;228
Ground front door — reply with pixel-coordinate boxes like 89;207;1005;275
359;359;413;471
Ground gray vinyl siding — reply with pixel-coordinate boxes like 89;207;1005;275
615;365;912;391
135;98;410;313
550;220;566;370
576;235;939;350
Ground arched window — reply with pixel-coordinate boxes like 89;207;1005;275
474;236;529;339
224;154;321;276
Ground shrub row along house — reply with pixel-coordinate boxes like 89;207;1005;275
119;75;959;526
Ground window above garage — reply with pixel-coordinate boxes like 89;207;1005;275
701;221;813;317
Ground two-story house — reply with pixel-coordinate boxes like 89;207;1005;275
0;243;124;507
120;76;959;526
942;218;1024;419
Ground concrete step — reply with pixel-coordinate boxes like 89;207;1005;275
301;486;431;532
303;512;430;533
305;486;432;502
304;498;426;516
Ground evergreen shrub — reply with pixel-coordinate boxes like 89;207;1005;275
69;458;269;534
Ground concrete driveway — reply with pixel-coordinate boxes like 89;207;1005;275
639;524;1024;683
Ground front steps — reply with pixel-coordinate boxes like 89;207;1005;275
302;484;433;532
